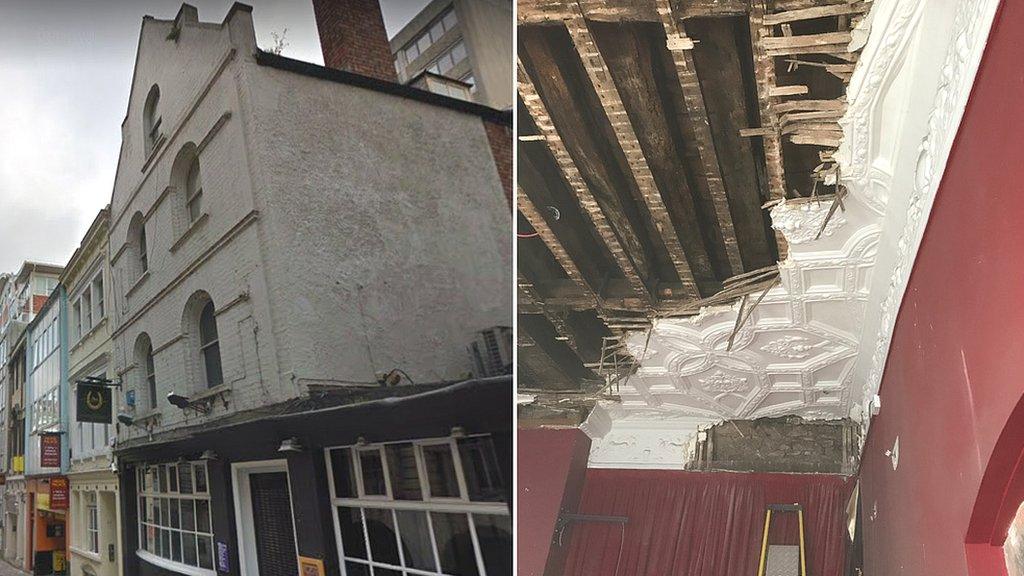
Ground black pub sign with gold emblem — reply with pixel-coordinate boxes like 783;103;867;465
76;383;112;424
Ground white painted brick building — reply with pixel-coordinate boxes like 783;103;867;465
110;4;510;445
106;5;511;576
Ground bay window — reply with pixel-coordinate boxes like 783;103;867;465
326;435;510;576
137;462;214;572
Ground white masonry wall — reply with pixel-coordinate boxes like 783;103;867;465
110;6;510;443
238;53;512;388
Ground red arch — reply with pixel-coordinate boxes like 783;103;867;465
966;391;1024;575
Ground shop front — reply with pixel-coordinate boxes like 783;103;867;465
27;476;68;576
115;376;512;576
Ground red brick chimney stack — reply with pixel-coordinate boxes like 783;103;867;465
311;0;399;83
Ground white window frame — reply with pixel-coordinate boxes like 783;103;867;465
325;436;508;576
185;157;203;224
136;462;215;576
86;491;100;554
71;267;105;345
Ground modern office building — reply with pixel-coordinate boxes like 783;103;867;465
389;0;512;109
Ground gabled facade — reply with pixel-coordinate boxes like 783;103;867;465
106;4;510;576
61;207;121;576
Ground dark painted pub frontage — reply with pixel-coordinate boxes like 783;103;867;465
113;377;512;576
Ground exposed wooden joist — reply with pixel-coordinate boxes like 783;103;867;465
517;60;651;301
517;0;750;24
748;4;788;202
655;0;745;275
563;4;699;298
517;187;598;304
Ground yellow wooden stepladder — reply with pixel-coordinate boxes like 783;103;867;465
756;503;807;576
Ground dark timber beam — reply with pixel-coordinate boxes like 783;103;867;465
655;0;745;275
587;20;725;293
564;5;699;298
517;188;598;304
517;58;652;301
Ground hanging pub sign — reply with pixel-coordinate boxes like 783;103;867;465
49;477;68;510
40;433;61;468
76;382;112;424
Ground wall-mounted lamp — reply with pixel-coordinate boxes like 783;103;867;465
355;436;368;447
450;426;466;439
278;437;304;453
199;450;219;461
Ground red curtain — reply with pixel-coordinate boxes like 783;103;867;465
563;470;855;576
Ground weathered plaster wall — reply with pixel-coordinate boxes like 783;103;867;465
242;56;512;385
859;1;1024;574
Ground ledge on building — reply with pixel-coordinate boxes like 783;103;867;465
170;212;209;253
137;550;215;576
125;270;151;298
254;50;512;126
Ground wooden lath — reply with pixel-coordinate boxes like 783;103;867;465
517;0;750;24
748;4;789;204
518;272;582;354
750;1;866;198
517;60;651;301
763;2;869;25
655;0;746;276
563;3;700;299
517;186;598;304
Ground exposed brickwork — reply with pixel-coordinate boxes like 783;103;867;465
31;295;47;315
690;416;860;474
483;119;512;206
311;0;398;83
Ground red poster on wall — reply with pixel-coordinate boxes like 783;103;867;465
49;477;68;510
40;433;61;468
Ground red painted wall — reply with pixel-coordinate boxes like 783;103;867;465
518;428;592;576
859;1;1024;574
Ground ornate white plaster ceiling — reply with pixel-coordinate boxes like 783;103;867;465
584;0;1003;469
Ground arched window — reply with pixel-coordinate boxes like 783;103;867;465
198;301;222;387
134;334;158;410
138;227;149;273
185;156;203;223
143;85;162;155
170;143;203;232
127;212;149;281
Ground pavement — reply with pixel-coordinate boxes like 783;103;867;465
0;560;29;576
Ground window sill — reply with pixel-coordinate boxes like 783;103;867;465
170;213;209;253
125;271;150;299
134;409;162;426
140;134;167;174
187;383;231;413
70;317;109;353
69;546;102;562
137;550;215;576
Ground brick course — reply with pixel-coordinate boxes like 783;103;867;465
311;0;398;83
483;119;512;206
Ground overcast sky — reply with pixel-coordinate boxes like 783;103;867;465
0;0;428;273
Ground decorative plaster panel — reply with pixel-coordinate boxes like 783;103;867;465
581;0;1002;469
